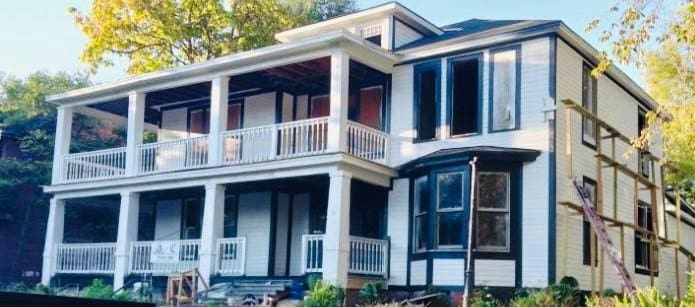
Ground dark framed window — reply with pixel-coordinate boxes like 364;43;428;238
309;95;330;118
224;194;239;238
635;200;657;275
227;101;243;130
638;108;650;178
476;172;511;252
582;177;598;266
413;61;440;141
489;47;521;132
412;176;429;252
188;107;210;135
448;54;482;136
582;64;598;148
181;197;202;239
435;171;465;248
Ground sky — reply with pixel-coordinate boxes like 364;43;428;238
0;0;645;85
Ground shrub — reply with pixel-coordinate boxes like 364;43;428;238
32;283;53;295
300;280;344;307
424;286;450;307
80;279;134;302
469;287;504;307
358;281;385;304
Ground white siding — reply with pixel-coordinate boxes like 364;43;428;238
295;95;308;120
433;259;465;286
289;193;310;276
274;193;291;276
159;108;188;141
243;92;276;128
387;179;409;286
154;200;182;240
475;260;516;287
410;260;427;285
237;192;272;276
389;37;553;287
394;19;423;48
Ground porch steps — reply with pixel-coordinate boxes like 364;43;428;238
203;279;295;304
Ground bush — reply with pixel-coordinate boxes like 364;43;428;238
4;282;30;293
80;279;134;302
300;280;345;307
469;287;504;307
359;281;385;305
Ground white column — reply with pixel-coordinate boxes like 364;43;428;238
381;16;394;50
114;191;140;290
208;76;230;165
51;107;73;184
322;170;352;286
41;198;65;285
199;183;226;284
125;92;146;176
327;49;350;153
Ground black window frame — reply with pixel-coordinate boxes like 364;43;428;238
582;176;598;266
413;60;441;142
187;106;211;135
475;171;512;252
635;200;658;275
447;53;483;137
412;175;429;253
223;193;239;238
434;169;466;249
638;108;651;179
488;46;522;133
581;63;599;149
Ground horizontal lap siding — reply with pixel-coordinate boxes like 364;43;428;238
387;179;409;286
474;259;516;287
389;37;552;287
410;260;427;285
237;192;272;276
433;259;465;286
394;20;423;49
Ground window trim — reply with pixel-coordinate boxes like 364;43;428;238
476;171;512;252
187;106;211;136
488;46;522;133
635;200;658;275
582;176;598;266
223;193;239;238
412;176;429;253
447;52;484;138
581;63;599;149
413;60;441;143
434;170;466;250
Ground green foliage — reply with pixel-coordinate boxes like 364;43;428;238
281;0;357;22
4;282;30;293
358;281;385;304
424;286;450;307
81;279;134;301
299;280;344;307
469;287;504;307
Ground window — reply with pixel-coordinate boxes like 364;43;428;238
449;56;481;136
582;177;598;266
436;172;464;248
582;64;598;147
359;86;383;129
227;102;243;130
181;197;202;239
310;95;330;118
476;172;511;252
490;48;520;131
365;35;382;46
413;176;429;252
189;107;210;134
224;194;238;238
635;200;657;274
638;108;650;178
361;24;382;46
414;62;439;141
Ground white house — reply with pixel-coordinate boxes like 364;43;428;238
41;1;695;299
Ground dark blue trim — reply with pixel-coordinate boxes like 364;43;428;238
275;91;283;124
547;35;558;285
580;62;599;150
412;60;442;142
268;191;278;276
284;193;294;276
406;177;414;287
384;75;392;133
390;16;397;50
487;45;522;133
447;52;483;137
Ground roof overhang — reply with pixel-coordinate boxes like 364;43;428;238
48;31;400;106
275;2;442;43
397;146;541;176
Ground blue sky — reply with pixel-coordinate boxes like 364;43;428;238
0;0;644;85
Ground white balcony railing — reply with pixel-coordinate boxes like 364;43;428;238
55;243;116;274
347;121;389;163
61;147;127;183
301;234;389;277
222;117;328;164
129;239;200;275
216;237;246;275
137;135;209;175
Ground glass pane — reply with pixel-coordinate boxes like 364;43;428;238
190;109;205;134
582;65;596;144
491;49;517;130
227;103;242;130
414;176;429;214
478;173;509;209
437;172;463;210
310;96;330;118
417;69;437;140
437;211;463;246
414;215;428;251
476;212;508;250
359;86;383;129
224;195;238;238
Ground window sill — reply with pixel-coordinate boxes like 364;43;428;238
581;139;597;150
635;267;658;277
448;132;481;139
412;137;439;144
488;127;520;134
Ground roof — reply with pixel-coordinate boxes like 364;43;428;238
397;146;541;175
397;19;559;50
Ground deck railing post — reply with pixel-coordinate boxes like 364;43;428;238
41;198;65;285
199;184;226;285
208;76;229;166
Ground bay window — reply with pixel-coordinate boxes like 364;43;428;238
436;172;464;248
413;176;429;252
476;172;511;252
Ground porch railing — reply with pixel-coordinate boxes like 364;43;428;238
347;121;389;163
216;237;246;276
61;147;127;183
129;239;200;275
137;135;209;175
55;243;116;274
221;117;328;164
301;234;389;277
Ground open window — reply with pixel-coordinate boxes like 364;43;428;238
582;177;598;266
635;200;657;275
582;64;598;147
413;62;440;141
449;55;481;136
489;47;520;132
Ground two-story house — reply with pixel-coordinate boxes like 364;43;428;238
41;1;695;299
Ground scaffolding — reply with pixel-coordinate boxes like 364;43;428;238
559;99;695;296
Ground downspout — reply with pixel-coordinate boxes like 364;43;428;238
463;156;478;307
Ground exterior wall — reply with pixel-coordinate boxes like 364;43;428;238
237;192;272;276
387;178;409;286
554;38;690;295
243;92;276;128
474;259;516;287
394;19;422;49
289;193;310;276
388;36;553;288
159;108;188;141
154;200;182;240
274;193;291;276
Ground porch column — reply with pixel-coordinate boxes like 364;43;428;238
114;191;140;290
51;107;73;184
322;170;352;286
125;92;146;176
41;198;65;285
199;183;226;284
327;48;349;153
208;76;230;165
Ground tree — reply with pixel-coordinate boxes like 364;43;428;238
589;1;695;196
281;0;357;22
69;0;301;74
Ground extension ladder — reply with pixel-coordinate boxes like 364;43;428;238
572;178;638;295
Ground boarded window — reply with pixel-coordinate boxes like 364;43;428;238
359;86;383;129
450;57;480;135
490;49;519;131
414;64;438;140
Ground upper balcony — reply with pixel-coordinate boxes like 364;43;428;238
49;48;394;188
